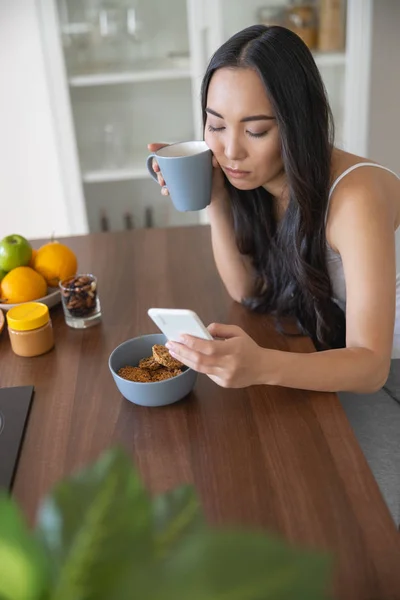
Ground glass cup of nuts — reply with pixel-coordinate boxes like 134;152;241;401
59;274;102;329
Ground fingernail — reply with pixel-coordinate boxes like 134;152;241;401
165;342;173;349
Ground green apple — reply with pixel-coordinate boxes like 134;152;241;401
0;235;32;272
0;268;7;282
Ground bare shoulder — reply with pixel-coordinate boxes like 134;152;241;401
326;149;400;251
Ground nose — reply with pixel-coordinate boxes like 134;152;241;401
224;133;247;161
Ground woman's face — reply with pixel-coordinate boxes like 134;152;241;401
204;67;284;192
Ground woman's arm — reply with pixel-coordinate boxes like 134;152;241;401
148;142;256;302
208;196;256;303
260;346;390;393
260;182;397;393
167;183;396;394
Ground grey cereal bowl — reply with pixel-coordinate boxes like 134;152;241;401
108;333;197;407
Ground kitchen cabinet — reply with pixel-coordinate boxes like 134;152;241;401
0;0;374;237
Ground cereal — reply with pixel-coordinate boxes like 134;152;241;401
117;366;152;383
116;345;185;384
151;367;182;382
138;356;161;371
152;344;184;369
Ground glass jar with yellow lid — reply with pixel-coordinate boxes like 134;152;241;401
6;302;55;357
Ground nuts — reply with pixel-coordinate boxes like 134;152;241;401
60;274;98;318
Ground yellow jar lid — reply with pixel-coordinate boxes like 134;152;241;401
7;302;50;331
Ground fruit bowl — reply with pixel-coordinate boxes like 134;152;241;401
0;287;61;312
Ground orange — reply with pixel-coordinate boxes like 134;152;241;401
33;241;77;287
29;248;38;268
0;267;47;304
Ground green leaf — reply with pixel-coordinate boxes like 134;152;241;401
153;485;204;558
0;493;48;600
35;448;153;600
28;447;330;600
156;530;331;600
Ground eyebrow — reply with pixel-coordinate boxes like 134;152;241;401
205;107;275;122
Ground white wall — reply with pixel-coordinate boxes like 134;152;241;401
368;0;400;173
367;1;400;266
0;0;87;241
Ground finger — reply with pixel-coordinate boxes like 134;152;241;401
167;345;216;374
148;142;168;151
152;159;160;173
161;187;169;196
207;373;227;388
157;173;165;186
174;354;212;375
212;156;220;169
207;323;244;339
169;335;215;356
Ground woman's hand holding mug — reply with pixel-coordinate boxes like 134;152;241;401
147;142;226;209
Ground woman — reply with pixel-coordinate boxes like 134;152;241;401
149;26;400;521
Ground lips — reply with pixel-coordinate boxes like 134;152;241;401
224;167;251;179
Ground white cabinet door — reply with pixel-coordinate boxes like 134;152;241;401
53;0;205;232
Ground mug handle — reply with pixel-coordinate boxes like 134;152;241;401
146;154;159;182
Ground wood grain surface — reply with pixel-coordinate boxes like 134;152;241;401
1;226;399;599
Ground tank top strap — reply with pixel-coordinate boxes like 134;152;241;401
325;163;400;225
328;162;400;201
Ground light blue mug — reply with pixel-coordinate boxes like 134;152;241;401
146;141;212;212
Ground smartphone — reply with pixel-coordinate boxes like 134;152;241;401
147;308;213;342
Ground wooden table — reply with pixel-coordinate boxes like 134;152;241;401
1;226;400;599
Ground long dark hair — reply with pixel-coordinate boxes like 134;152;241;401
201;25;346;350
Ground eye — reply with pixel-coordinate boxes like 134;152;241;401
247;131;268;138
208;125;225;133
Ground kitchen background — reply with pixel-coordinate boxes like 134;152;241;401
0;0;399;242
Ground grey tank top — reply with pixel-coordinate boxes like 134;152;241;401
326;162;400;359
